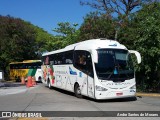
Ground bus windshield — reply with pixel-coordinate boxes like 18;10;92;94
95;49;134;81
10;62;42;69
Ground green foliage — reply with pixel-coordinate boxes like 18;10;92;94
53;22;78;36
0;15;55;79
34;26;55;54
79;12;116;41
0;16;37;79
52;22;80;48
118;2;160;92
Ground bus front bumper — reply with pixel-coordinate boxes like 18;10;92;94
94;89;136;100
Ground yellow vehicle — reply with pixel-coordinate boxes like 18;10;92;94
9;60;42;82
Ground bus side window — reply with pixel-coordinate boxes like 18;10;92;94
74;51;86;70
64;51;73;64
74;50;93;78
45;56;49;65
49;54;54;65
53;53;63;65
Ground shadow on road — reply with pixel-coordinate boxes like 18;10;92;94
45;85;137;103
0;82;25;88
92;97;137;103
45;85;75;96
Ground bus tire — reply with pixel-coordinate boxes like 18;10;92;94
74;84;82;98
47;79;52;89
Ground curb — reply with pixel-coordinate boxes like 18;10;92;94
0;82;24;88
0;86;27;96
136;93;160;97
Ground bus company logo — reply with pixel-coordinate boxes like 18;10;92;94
69;67;77;75
106;82;130;86
114;82;130;85
109;43;117;47
106;83;114;85
79;72;82;77
2;112;11;117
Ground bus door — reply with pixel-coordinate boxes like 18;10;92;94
74;50;94;98
86;53;94;98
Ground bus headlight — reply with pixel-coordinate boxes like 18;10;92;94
130;85;136;89
96;85;108;91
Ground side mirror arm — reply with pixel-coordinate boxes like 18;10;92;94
129;50;141;64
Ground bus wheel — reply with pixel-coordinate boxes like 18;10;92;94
74;84;82;98
48;80;52;89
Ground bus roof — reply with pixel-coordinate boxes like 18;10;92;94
10;60;41;64
42;38;127;56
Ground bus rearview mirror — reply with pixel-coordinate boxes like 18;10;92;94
129;50;141;64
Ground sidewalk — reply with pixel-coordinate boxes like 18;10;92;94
136;92;160;97
0;82;24;87
0;82;28;96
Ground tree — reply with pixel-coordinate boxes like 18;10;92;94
119;2;160;92
0;16;38;79
0;15;57;80
79;12;115;41
80;0;153;40
80;0;143;17
34;26;55;55
52;22;80;49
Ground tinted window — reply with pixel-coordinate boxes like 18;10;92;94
74;50;93;77
64;51;73;64
10;62;42;69
43;56;49;65
43;50;73;65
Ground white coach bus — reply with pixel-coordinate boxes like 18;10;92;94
41;38;141;100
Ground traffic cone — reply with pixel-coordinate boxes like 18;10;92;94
21;76;25;85
26;76;33;87
32;76;37;85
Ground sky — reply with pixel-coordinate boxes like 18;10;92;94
0;0;94;35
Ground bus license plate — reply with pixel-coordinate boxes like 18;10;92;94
116;92;123;96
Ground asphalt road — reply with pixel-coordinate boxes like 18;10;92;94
0;83;160;120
